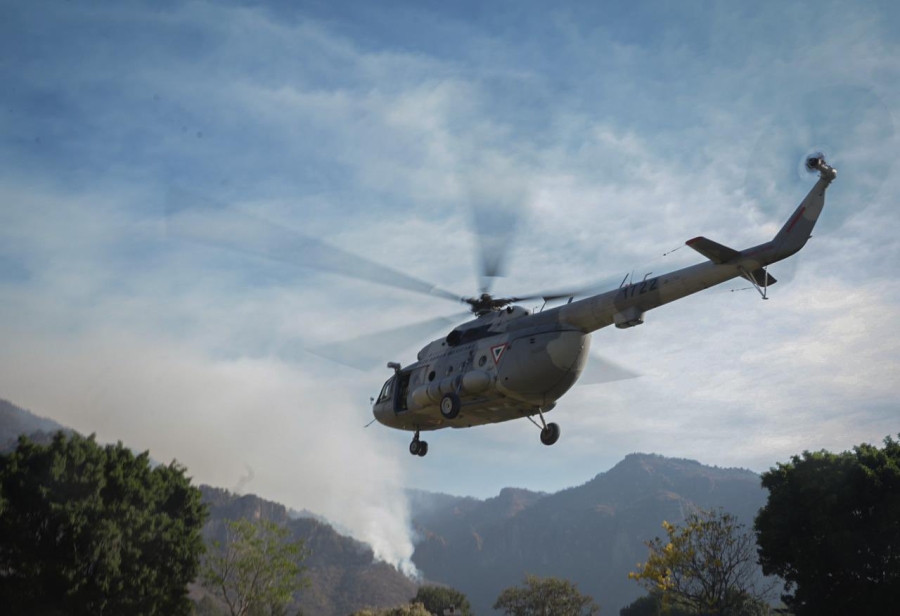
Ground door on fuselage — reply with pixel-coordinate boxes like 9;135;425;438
393;370;412;414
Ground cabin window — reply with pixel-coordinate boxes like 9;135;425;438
478;355;487;367
428;370;436;382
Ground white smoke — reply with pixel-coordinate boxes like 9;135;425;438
0;326;420;576
233;463;255;495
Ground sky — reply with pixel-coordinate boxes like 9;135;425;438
2;0;899;574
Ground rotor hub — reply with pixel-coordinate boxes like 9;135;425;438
464;293;514;316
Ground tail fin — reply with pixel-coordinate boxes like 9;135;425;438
686;237;777;288
686;236;741;264
772;162;837;259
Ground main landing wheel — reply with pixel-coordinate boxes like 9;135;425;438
540;422;561;446
440;393;461;420
409;438;429;457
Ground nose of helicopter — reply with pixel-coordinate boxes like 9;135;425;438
372;400;388;424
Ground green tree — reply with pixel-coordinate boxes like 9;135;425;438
493;574;600;615
0;432;207;616
629;509;771;615
411;585;473;615
201;518;308;616
755;435;900;615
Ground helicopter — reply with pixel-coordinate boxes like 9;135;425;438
166;155;837;457
370;155;837;457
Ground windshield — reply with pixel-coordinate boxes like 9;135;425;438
377;377;394;403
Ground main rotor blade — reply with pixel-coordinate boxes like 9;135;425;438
305;312;471;371
509;273;628;305
577;354;642;386
165;188;463;303
471;204;519;294
465;168;527;294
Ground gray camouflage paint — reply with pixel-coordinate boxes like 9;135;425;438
373;164;837;433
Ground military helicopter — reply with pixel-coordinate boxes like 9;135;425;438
167;155;837;457
369;155;837;456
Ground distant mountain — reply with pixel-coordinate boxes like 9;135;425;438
0;398;69;449
200;486;419;616
407;487;547;558
1;398;774;615
408;453;768;615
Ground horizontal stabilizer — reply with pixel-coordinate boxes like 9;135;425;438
743;267;777;287
685;236;741;264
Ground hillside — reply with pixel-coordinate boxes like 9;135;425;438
408;453;768;614
0;398;69;449
201;486;419;616
1;398;773;614
0;399;419;615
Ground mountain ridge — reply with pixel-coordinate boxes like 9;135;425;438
408;452;768;614
1;398;770;614
199;485;420;616
0;398;70;449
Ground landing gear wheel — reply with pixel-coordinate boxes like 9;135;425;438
440;393;461;420
540;422;561;446
409;429;428;457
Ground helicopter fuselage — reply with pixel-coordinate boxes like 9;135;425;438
373;306;592;431
373;160;836;445
372;258;746;432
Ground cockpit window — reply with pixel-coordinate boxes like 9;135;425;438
377;377;394;403
446;324;493;347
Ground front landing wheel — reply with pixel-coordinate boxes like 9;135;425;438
540;422;561;446
417;441;428;457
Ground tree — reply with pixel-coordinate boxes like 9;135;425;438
411;585;473;615
755;435;900;615
493;574;600;615
0;432;207;616
629;509;771;615
201;518;308;616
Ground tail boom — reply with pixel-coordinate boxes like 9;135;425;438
553;160;837;333
769;160;837;262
